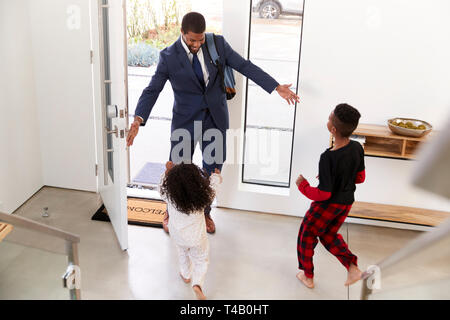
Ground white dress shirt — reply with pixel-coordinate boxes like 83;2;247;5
181;35;210;87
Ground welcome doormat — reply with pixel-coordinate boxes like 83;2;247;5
91;197;166;228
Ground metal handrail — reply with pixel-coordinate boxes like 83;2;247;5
0;212;80;243
360;217;450;299
0;211;81;300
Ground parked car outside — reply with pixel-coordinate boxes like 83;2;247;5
252;0;303;19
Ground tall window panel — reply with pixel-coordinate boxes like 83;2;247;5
243;0;304;187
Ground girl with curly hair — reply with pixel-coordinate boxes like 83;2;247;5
159;161;222;300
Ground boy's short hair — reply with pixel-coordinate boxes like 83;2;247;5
181;12;206;34
332;103;361;137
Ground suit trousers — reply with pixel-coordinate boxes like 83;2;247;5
169;108;227;175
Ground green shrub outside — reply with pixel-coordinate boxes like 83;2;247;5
127;0;220;67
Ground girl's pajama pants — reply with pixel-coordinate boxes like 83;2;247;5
176;239;209;288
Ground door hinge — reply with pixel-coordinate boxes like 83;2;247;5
95;164;98;176
90;50;94;64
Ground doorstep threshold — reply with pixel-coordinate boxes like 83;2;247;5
127;184;218;207
127;184;161;201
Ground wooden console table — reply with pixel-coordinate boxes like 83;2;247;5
330;123;434;160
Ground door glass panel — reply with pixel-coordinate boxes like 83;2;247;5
101;0;115;182
243;0;304;187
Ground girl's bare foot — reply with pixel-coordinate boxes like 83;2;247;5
296;271;315;289
345;264;362;286
193;285;206;300
180;273;191;283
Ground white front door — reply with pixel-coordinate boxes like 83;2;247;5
92;0;129;250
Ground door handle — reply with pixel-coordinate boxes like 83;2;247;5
106;125;118;138
106;126;126;139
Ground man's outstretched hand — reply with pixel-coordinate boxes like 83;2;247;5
127;117;142;147
276;84;300;105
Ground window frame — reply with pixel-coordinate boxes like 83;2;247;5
241;0;306;188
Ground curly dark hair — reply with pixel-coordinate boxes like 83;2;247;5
332;103;361;137
160;163;215;214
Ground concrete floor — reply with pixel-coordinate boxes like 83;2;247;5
1;186;449;300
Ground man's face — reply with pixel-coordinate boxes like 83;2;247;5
181;30;205;54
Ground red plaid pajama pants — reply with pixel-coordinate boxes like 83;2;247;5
297;201;358;278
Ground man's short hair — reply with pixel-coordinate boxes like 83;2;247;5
332;103;361;137
181;12;206;34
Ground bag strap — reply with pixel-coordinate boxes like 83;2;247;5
205;33;220;66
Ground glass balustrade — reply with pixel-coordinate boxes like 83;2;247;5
361;218;450;299
0;213;80;300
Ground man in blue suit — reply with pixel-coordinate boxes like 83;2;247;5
127;12;299;233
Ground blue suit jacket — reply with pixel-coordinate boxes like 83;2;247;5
134;35;279;133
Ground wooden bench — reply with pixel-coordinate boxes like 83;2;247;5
350;202;450;227
0;222;13;242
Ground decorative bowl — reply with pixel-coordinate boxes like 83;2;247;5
387;118;432;138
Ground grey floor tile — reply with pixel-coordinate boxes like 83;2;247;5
3;187;448;300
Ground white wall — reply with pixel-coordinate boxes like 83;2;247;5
0;0;98;214
295;0;450;211
0;0;43;214
28;0;97;192
220;0;450;218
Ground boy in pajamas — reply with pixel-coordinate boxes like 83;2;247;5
295;103;366;289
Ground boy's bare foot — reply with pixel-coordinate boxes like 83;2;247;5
180;273;191;283
296;271;315;289
193;285;206;300
345;264;362;286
